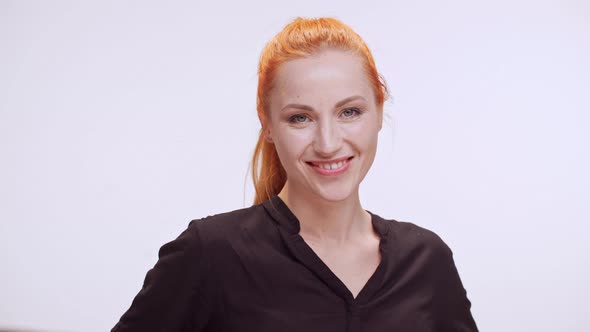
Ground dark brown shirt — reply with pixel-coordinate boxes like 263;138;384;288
112;195;478;331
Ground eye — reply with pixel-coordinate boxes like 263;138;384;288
288;114;310;123
341;107;361;118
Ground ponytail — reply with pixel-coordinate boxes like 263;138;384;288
251;129;287;205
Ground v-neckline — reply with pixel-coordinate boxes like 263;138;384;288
262;195;391;304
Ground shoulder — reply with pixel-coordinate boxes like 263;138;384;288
150;203;273;288
183;202;273;247
375;215;465;289
397;220;450;251
373;213;453;260
374;216;478;330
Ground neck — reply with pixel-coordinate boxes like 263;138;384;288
277;182;372;244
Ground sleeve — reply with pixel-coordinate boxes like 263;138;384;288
433;240;479;332
111;220;214;332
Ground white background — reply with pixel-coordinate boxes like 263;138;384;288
1;1;589;331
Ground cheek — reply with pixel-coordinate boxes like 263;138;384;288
346;119;380;150
273;128;312;168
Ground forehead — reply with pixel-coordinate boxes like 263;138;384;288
271;49;374;106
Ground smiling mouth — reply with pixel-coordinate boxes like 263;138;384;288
306;157;353;174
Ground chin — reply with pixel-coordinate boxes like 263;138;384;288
311;183;358;203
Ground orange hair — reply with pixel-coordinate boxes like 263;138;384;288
251;17;389;205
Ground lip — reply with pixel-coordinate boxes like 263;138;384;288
306;156;353;176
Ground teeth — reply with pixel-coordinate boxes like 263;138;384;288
315;160;347;170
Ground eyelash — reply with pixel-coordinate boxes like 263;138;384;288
288;114;309;123
287;107;362;124
341;107;362;118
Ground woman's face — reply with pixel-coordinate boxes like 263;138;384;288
265;49;382;202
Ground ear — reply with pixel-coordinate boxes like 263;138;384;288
264;130;272;143
263;126;273;143
259;113;274;143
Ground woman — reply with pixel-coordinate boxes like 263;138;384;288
112;17;478;332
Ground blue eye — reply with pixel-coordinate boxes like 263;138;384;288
341;107;361;118
288;114;309;123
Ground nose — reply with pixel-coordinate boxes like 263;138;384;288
313;119;342;157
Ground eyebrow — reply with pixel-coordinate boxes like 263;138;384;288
281;95;366;112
